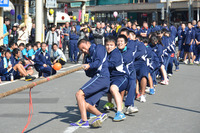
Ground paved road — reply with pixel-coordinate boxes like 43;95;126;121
0;63;200;133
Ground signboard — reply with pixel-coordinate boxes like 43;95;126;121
84;13;89;23
0;0;9;7
64;4;68;14
46;0;57;8
161;0;187;2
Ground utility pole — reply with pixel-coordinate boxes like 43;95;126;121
188;0;192;22
166;0;170;26
24;0;29;26
36;0;44;42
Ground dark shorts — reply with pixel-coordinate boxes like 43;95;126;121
110;76;128;92
81;75;110;106
134;61;148;82
184;44;192;52
1;68;20;81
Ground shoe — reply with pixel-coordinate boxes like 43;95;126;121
149;88;155;95
70;119;89;128
87;112;96;119
194;61;199;65
136;93;141;100
159;80;169;85
189;62;194;65
140;95;146;103
91;113;108;128
168;73;173;77
184;60;188;64
113;111;126;121
125;106;139;115
145;87;150;93
103;102;114;110
25;75;36;81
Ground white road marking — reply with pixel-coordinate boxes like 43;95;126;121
63;126;79;133
0;64;81;87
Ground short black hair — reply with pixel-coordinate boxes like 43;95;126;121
117;35;128;44
26;43;32;48
152;20;156;23
4;18;10;22
129;30;135;35
12;48;20;56
5;49;12;54
0;45;7;52
120;28;129;36
77;39;89;47
149;35;158;46
141;37;149;44
105;36;117;46
19;43;25;47
41;42;46;46
188;21;192;25
8;42;16;48
52;43;58;49
161;28;168;33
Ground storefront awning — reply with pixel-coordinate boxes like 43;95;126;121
3;1;14;12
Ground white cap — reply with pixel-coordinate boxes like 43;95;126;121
13;23;19;26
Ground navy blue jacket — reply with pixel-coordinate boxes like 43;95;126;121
195;27;200;41
139;27;150;37
146;44;160;70
162;36;175;56
84;44;109;78
119;41;137;74
185;28;195;44
34;50;52;69
0;56;15;75
107;48;128;78
169;25;177;40
150;25;160;33
178;28;187;41
69;32;79;44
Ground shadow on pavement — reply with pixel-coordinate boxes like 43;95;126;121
154;103;200;114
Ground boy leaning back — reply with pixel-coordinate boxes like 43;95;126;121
70;39;110;128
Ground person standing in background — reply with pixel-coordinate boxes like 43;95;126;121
69;25;79;63
17;24;29;46
45;25;58;56
9;24;18;44
30;23;36;44
2;18;10;47
63;22;71;56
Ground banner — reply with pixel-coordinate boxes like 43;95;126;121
84;13;89;23
64;4;68;14
78;9;82;22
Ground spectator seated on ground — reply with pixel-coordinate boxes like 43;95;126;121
12;48;34;75
34;42;56;78
51;43;66;65
0;50;36;81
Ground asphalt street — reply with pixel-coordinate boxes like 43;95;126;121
0;63;200;133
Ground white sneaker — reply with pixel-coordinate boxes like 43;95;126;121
125;106;139;115
140;95;146;103
184;60;188;64
160;80;169;85
194;61;199;65
145;87;150;93
168;74;172;77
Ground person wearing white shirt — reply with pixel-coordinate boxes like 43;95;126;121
51;43;66;65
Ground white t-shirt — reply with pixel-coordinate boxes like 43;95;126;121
53;48;66;62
